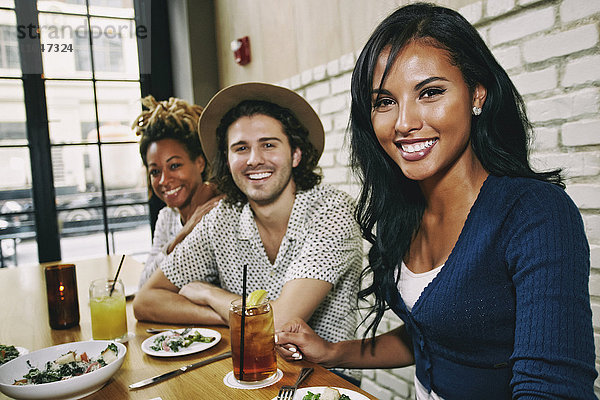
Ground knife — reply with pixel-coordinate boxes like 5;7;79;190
128;351;232;390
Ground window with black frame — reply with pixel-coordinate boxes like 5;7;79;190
0;0;154;267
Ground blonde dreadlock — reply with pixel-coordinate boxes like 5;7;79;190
133;96;203;138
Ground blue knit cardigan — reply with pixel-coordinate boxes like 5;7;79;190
386;175;597;399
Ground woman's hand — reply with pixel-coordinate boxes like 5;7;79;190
275;318;338;368
167;194;225;254
185;194;225;228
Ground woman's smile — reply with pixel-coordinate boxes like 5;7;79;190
396;138;438;161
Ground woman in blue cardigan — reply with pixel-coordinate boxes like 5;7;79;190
275;3;597;399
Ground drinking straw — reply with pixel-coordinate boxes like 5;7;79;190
109;254;126;296
239;263;247;381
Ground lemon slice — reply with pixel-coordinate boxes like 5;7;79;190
246;289;268;306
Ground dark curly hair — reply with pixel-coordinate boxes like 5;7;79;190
211;100;322;204
133;95;208;181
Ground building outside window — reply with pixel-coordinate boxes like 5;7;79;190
0;0;153;267
0;24;19;69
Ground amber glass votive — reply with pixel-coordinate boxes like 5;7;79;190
44;264;80;329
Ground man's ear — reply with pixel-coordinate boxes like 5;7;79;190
292;147;302;168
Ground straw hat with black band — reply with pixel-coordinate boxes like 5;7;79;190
198;82;325;164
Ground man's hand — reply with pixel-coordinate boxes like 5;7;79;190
133;269;227;325
179;281;238;324
178;281;219;305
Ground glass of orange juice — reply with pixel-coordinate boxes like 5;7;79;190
89;278;128;341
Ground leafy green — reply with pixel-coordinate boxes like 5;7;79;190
301;391;352;400
302;391;320;400
13;345;116;385
150;330;216;352
0;345;20;365
106;343;118;354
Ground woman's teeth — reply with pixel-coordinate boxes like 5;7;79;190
401;139;437;153
249;172;272;180
164;186;182;195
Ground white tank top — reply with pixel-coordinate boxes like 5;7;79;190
397;261;445;400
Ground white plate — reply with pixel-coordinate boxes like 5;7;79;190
141;328;221;357
0;346;28;365
0;340;126;400
124;285;137;299
272;386;370;400
15;347;29;357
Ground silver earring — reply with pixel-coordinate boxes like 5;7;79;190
472;106;482;116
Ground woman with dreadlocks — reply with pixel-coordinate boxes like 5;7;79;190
133;96;222;288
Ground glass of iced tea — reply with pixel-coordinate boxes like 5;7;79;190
229;297;277;383
89;278;128;341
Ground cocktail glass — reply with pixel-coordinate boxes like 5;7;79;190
229;297;277;383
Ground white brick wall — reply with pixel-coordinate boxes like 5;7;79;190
522;24;598;63
278;0;600;397
562;119;600;146
489;6;555;46
511;66;557;95
560;0;600;22
563;55;600;87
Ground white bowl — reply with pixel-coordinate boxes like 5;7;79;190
0;341;126;400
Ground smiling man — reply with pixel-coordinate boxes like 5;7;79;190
133;83;363;363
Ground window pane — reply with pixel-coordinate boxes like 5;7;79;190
0;147;37;268
37;0;87;15
96;81;141;129
108;204;150;256
57;203;150;258
59;207;108;260
53;144;99;195
39;13;92;79
89;17;139;80
0;1;14;8
55;150;106;258
89;0;134;19
0;10;21;76
58;205;150;260
46;80;97;144
99;143;145;199
0;147;32;192
0;79;26;144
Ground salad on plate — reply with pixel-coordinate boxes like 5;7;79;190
141;327;221;357
303;387;352;400
12;343;119;385
0;345;21;366
150;329;216;353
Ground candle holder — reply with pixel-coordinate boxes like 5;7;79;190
44;263;80;329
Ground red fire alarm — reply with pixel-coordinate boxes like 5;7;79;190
231;36;251;65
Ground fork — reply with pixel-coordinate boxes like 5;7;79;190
277;367;314;400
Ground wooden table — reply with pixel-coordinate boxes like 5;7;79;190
0;255;376;399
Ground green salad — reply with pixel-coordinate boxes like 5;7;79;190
0;345;20;365
302;387;352;400
150;330;215;352
13;343;119;385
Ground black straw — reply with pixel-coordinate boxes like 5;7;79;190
109;254;126;296
239;264;247;381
